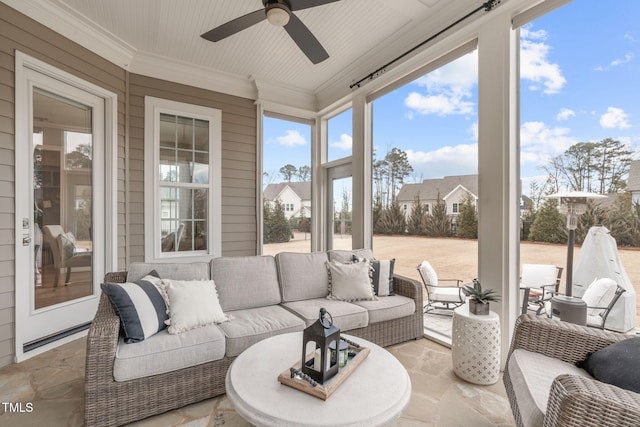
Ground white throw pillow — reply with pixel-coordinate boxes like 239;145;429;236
418;261;438;287
56;232;76;261
326;259;377;302
160;279;229;334
582;278;617;316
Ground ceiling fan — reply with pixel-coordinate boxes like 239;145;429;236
201;0;341;64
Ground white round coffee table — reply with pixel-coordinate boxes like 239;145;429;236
225;332;411;427
451;304;501;385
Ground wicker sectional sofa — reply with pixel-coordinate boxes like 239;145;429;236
504;314;640;427
84;249;423;427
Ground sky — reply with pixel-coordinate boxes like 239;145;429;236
263;0;640;194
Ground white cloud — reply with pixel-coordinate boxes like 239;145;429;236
406;144;478;178
276;130;307;146
600;107;631;129
520;121;576;167
404;51;477;116
520;26;566;94
556;108;575;121
330;133;352;150
595;52;635;71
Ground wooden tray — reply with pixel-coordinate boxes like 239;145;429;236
277;343;370;400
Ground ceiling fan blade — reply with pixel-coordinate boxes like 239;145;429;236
201;9;266;42
284;13;329;64
290;0;341;12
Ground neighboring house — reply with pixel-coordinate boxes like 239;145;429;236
263;182;311;220
628;160;640;205
397;175;479;221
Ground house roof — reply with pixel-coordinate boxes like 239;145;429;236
397;175;478;203
264;182;311;202
4;0;539;111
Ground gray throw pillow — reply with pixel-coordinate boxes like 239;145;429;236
577;337;640;393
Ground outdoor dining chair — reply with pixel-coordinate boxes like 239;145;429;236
417;260;465;314
519;263;563;315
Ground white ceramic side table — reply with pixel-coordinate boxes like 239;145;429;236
451;304;501;385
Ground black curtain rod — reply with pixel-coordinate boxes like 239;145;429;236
349;0;502;90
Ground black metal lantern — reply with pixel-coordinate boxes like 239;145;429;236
301;308;340;384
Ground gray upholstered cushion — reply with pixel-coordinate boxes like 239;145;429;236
328;248;375;263
113;324;226;381
217;305;306;357
282;298;369;331
351;295;415;324
211;256;281;311
507;349;592;427
276;252;330;302
127;262;210;282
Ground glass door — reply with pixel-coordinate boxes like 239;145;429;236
327;163;352;250
16;65;105;356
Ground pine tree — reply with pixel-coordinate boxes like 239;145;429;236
425;193;451;237
456;192;478;239
407;196;426;235
377;199;407;235
528;199;566;244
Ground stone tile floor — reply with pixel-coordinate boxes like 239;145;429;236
0;335;516;427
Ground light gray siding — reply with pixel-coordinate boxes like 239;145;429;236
0;2;258;367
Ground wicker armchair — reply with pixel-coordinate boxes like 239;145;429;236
504;314;640;427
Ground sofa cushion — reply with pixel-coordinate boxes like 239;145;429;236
211;256;281;311
326;259;377;302
217;305;306;357
577;337;640;393
282;298;369;331
508;349;592;427
101;272;167;343
160;279;229;334
127;262;210;282
113;324;226;381
352;295;415;324
328;248;374;263
276;252;330;302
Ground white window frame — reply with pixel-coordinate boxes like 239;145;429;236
452;202;459;214
144;96;221;262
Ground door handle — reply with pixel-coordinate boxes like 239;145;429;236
23;235;32;246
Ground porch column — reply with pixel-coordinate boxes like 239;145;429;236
477;11;520;367
351;93;372;250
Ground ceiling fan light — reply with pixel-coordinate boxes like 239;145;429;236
266;5;290;27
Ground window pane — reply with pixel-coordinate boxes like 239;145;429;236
176;149;193;183
160;114;176;149
193;151;209;183
160;148;176;182
262;116;312;253
194;119;209;151
160;187;209;253
328;108;352;162
177;116;194;150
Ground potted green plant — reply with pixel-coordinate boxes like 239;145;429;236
462;279;501;315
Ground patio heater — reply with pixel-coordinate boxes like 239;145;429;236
545;191;604;325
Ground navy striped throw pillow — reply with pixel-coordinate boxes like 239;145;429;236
101;271;168;343
371;259;395;296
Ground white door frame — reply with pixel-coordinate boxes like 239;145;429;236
14;51;118;362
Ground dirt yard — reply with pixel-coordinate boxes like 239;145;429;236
265;233;640;328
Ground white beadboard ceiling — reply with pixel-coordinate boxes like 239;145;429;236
7;0;520;109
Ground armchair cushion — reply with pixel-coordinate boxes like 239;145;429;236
578;337;640;393
417;260;438;287
56;231;76;261
582;277;617;315
507;348;592;427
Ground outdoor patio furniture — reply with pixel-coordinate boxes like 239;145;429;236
545;279;626;330
417;260;465;314
519;264;563;315
42;225;92;287
504;314;640;427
